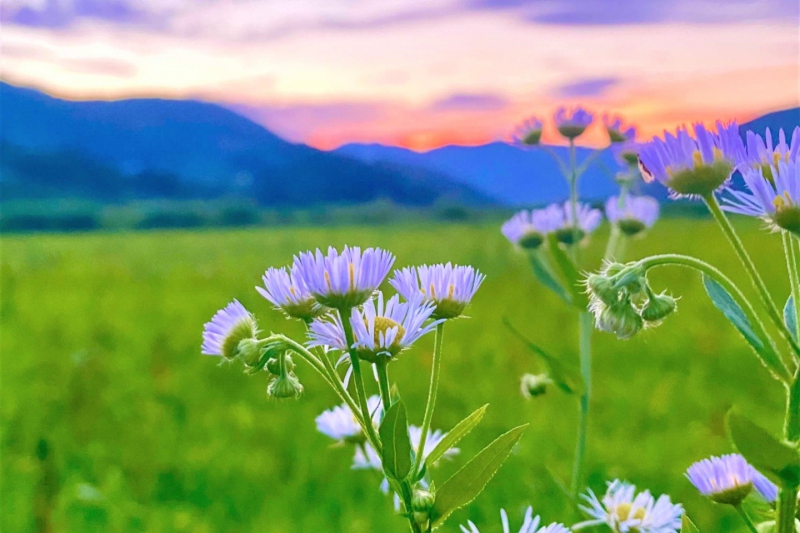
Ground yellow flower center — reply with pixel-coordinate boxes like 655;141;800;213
614;503;646;522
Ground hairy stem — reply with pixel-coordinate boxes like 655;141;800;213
704;194;800;358
570;312;593;498
413;322;445;476
341;315;382;451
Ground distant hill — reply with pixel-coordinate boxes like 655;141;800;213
0;83;490;206
740;108;800;136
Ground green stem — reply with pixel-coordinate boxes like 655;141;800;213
785;232;800;342
630;254;791;382
375;360;392;412
603;226;621;262
413;322;445;476
570;312;592;498
568;139;580;261
735;504;759;533
704;194;800;358
540;145;571;179
777;485;798;533
340;314;382;451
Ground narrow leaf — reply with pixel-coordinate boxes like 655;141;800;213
785;295;797;342
379;401;412;481
429;424;528;529
503;318;583;394
547;234;590;310
702;276;789;382
425;404;488;469
727;410;800;487
681;515;700;533
528;252;571;304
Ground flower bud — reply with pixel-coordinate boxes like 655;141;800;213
641;293;677;323
596;300;643;340
267;371;304;399
520;373;552;398
586;274;619;306
602;262;625;277
411;489;435;528
237;338;265;368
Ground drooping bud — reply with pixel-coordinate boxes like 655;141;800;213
520;373;552;398
267;372;304;399
596;299;643;340
238;338;265;368
641;292;677;323
586;274;620;306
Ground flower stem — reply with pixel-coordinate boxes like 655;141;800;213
784;232;800;342
630;254;791;382
570;311;593;499
341;314;382;451
375;360;393;412
568;139;580;261
777;483;798;533
704;193;800;358
735;504;759;533
413;322;445;477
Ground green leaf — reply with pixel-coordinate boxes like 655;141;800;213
425;404;488;470
681;514;700;533
528;252;571;304
727;410;800;487
378;401;412;481
503;318;583;394
547;234;590;310
785;295;797;342
429;424;528;529
702;275;789;382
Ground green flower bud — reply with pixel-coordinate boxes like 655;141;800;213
602;262;625;277
586;274;620;306
641;293;677;323
237;338;265;368
411;489;435;528
596;300;643;340
267;371;304;400
520;373;552;399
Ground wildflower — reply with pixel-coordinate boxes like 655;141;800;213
307;293;440;362
460;506;572;533
592;298;643;340
604;114;636;144
316;395;382;444
605;195;660;237
723;159;800;236
739;127;800;181
686;453;758;506
201;300;258;360
352;424;459;471
267;368;304;399
555;106;594;140
521;373;552;398
613;140;640;168
257;265;323;321
555;201;603;245
390;263;485;320
638;122;744;198
513;117;545;146
576;480;683;533
753;470;778;504
501;208;562;249
293;246;395;309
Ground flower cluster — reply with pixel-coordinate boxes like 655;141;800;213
503;202;603;249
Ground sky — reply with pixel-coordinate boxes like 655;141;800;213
2;0;799;150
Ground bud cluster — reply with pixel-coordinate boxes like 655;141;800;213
586;263;677;339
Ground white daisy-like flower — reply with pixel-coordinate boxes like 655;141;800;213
315;395;382;443
575;480;683;533
461;506;572;533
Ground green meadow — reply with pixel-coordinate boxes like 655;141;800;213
1;218;788;532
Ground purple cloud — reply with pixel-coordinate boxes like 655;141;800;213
464;0;798;25
428;93;509;112
3;0;159;29
554;77;619;98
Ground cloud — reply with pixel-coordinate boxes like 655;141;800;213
554;77;619;98
2;0;158;29
464;0;799;25
428;92;509;111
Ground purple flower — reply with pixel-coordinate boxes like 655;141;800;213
390;263;485;319
613;140;641;168
740;127;800;175
501;208;562;249
638;122;744;198
752;470;778;503
723;159;800;236
201;300;258;360
257;265;323;321
513;117;544;147
293;246;395;309
605;195;660;236
603;114;637;144
686;453;756;505
554;106;594;140
307;292;440;362
556;201;603;245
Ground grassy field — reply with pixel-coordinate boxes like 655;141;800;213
0;218;790;533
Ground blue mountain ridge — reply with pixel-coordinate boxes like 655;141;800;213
334;109;800;207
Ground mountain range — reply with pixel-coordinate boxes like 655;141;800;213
1;81;797;208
